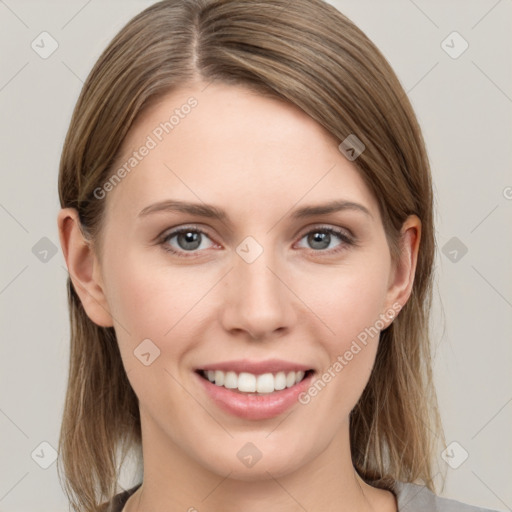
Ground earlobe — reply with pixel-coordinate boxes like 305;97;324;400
57;208;113;328
383;215;422;324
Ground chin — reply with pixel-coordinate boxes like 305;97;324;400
200;438;311;481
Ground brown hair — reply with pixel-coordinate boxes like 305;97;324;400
57;0;445;510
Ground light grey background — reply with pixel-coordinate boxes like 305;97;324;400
0;1;511;511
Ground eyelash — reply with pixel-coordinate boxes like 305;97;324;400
158;225;356;259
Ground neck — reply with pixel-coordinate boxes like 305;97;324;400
124;411;396;512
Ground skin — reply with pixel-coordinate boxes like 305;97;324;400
58;81;421;512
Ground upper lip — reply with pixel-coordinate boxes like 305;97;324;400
197;359;314;375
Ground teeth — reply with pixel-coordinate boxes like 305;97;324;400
214;370;224;386
295;370;305;384
274;371;287;391
202;369;309;394
224;371;237;389
256;373;273;393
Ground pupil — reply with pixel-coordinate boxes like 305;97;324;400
179;231;200;250
309;232;330;250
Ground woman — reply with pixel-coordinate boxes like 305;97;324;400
56;0;498;511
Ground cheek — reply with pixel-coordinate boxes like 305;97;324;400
303;257;391;346
102;251;207;407
102;248;203;354
296;258;390;402
327;277;387;344
106;227;204;310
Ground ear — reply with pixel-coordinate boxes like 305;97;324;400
57;208;113;327
382;214;421;324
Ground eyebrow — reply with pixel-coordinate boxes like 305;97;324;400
138;199;372;222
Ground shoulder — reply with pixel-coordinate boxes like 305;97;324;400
393;481;500;512
101;481;500;512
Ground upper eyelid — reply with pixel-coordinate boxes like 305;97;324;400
160;225;214;241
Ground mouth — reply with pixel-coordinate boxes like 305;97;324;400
195;368;315;395
193;359;317;419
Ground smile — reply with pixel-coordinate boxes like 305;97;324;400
194;360;316;420
197;369;312;394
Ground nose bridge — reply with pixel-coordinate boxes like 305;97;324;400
221;235;295;338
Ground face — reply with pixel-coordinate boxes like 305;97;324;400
73;82;413;480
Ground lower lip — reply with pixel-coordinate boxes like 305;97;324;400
195;371;315;420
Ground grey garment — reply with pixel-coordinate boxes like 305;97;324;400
106;481;500;512
393;481;500;512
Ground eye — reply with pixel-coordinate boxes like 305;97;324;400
158;224;355;258
160;227;216;256
295;226;354;254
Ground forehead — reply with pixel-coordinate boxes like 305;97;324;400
103;82;379;224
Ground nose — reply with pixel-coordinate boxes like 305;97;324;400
220;245;297;341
